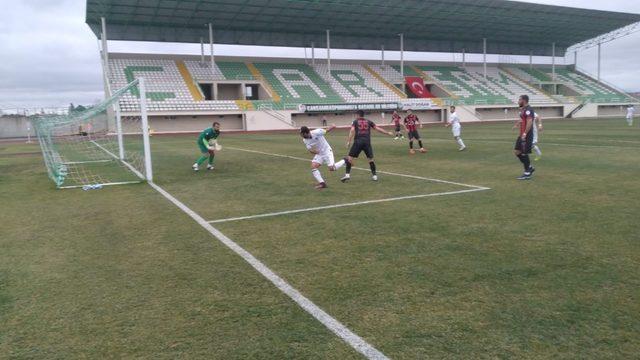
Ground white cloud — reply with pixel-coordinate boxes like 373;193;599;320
0;0;638;108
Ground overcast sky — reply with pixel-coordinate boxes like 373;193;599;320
0;0;638;110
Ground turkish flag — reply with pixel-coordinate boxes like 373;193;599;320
405;77;434;98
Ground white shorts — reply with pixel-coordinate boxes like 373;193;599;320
532;126;539;145
452;124;461;138
312;150;335;167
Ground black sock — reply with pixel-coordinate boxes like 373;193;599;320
418;140;423;148
409;141;414;149
345;158;352;174
518;154;531;171
369;162;376;175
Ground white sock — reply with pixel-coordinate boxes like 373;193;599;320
533;145;542;156
457;138;465;148
312;169;324;183
334;159;345;170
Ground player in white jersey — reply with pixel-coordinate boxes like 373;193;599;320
300;125;346;190
532;113;543;161
627;105;635;126
445;106;466;151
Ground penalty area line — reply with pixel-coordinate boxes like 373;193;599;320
208;188;489;224
226;146;490;190
148;181;389;360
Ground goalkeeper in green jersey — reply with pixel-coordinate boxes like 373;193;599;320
192;122;221;171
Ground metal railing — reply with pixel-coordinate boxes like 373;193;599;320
574;66;640;103
257;105;296;127
440;97;515;107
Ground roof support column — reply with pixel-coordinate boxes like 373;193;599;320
462;48;466;68
326;30;331;75
209;23;215;73
574;50;578;68
381;45;385;67
100;17;110;96
551;42;556;81
200;37;205;65
483;38;487;80
311;42;315;66
597;42;601;81
400;33;405;92
208;23;217;100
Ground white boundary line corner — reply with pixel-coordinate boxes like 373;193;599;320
148;181;389;360
202;147;491;223
226;146;490;191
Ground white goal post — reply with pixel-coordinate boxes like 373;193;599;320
34;78;153;189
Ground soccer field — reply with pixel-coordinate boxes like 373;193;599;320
1;118;639;358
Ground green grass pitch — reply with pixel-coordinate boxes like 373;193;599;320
1;118;639;358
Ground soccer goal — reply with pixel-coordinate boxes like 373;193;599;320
34;78;153;189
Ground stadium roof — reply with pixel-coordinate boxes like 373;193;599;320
86;0;640;56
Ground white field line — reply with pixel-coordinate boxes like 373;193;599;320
226;146;490;191
209;188;488;224
529;142;633;149
545;137;640;145
148;181;389;360
58;181;142;189
465;139;635;150
62;159;113;165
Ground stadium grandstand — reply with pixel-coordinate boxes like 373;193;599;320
85;0;640;134
3;2;640;358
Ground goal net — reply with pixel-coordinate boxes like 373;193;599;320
34;78;153;189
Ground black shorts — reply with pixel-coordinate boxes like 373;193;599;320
515;134;534;154
408;130;421;140
349;140;374;159
395;125;402;132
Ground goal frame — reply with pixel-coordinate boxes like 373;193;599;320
35;77;154;189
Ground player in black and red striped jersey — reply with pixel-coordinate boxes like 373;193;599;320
389;111;404;140
404;110;426;154
340;110;393;182
514;95;536;180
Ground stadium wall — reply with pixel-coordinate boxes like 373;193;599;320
293;110;443;129
597;105;634;117
149;114;244;133
145;110;444;133
474;106;564;121
573;103;600;118
244;110;295;130
0;117;35;139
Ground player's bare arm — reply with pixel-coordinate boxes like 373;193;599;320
373;125;393;136
346;126;355;147
512;120;521;130
325;124;337;133
536;115;543;131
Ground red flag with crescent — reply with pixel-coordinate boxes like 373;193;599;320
405;77;433;98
